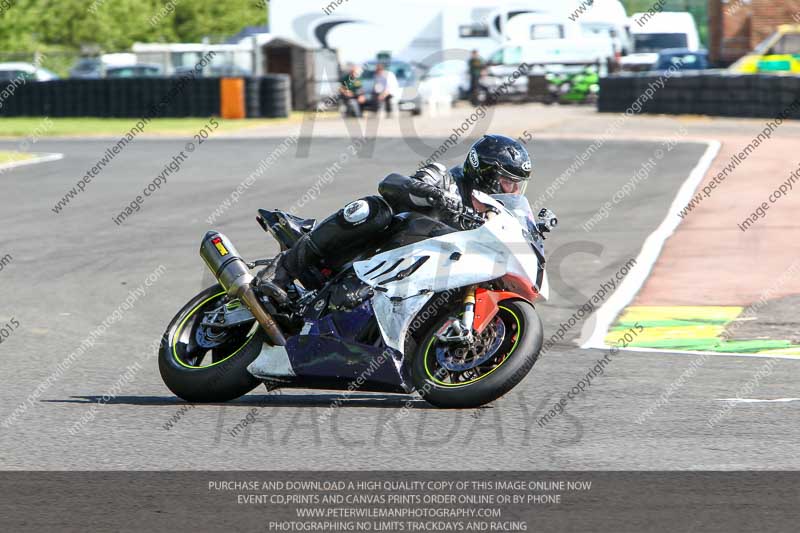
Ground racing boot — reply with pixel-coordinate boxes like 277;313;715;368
255;234;325;304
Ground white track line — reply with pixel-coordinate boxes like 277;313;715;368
579;140;722;350
604;345;800;362
715;398;800;403
0;153;64;173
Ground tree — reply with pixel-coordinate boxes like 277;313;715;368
0;0;268;53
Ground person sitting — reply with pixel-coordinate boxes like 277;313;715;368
339;64;366;118
371;64;400;117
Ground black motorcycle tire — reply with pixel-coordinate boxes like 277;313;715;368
159;285;266;403
411;298;542;408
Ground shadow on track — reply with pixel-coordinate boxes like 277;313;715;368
42;392;438;409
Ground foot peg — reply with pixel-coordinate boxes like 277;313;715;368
256;279;290;307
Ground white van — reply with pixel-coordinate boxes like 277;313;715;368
484;31;613;98
578;0;633;57
620;11;700;71
488;13;615;69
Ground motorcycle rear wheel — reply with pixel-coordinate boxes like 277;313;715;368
158;285;266;403
411;299;542;408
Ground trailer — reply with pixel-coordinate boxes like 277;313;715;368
271;0;499;68
269;0;629;68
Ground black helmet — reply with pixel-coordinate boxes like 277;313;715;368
458;135;532;202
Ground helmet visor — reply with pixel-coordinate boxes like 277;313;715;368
497;174;529;195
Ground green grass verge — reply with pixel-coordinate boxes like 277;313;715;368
0;114;309;138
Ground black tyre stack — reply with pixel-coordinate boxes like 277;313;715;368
0;77;224;118
597;73;636;113
257;74;292;118
598;71;800;119
781;76;800;119
245;77;262;118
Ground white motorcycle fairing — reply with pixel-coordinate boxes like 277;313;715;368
353;193;546;354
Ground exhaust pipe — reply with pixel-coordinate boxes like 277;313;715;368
200;231;286;346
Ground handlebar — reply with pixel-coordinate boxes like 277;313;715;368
455;206;489;229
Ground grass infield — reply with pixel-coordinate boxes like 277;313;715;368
0;114;316;138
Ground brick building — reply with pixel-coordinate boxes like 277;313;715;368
709;0;800;64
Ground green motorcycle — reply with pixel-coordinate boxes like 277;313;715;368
545;67;600;105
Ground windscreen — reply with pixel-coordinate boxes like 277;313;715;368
491;193;538;239
362;63;413;81
0;70;25;81
491;193;545;275
634;33;688;53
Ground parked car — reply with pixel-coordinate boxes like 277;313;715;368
360;60;421;114
173;64;251;77
653;48;709;73
69;58;103;79
105;64;163;78
417;60;470;101
0;62;59;82
69;53;138;79
397;59;470;115
731;24;800;74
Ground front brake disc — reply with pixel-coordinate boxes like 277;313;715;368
436;318;506;372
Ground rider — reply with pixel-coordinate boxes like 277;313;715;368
262;134;534;296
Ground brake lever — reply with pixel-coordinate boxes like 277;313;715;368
246;258;274;269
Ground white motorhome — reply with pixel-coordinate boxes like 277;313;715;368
621;11;700;71
269;0;628;68
270;0;507;68
485;8;616;92
503;0;631;57
576;0;633;56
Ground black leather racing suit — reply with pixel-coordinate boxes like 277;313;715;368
272;164;463;289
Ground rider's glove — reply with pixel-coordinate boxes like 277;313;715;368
537;208;558;233
436;190;463;213
457;206;484;230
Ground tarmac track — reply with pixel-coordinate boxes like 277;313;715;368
0;137;797;470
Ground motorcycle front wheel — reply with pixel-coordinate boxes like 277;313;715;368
158;285;266;403
411;299;543;408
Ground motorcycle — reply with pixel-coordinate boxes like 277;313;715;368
159;191;557;408
544;67;600;105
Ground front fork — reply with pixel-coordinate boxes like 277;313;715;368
435;285;477;344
